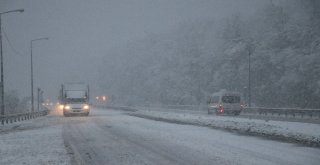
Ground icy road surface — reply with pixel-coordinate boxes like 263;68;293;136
1;108;320;165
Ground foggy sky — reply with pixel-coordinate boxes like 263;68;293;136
0;0;266;101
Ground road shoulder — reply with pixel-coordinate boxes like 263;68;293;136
127;110;320;147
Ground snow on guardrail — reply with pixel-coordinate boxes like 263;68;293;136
129;110;320;147
97;104;320;146
0;108;50;125
243;107;320;119
99;104;320;119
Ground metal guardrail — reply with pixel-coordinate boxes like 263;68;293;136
243;107;320;119
100;104;320;119
0;109;50;125
96;105;138;112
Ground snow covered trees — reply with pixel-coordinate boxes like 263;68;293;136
99;0;320;108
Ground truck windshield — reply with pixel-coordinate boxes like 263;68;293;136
66;91;86;99
65;98;87;103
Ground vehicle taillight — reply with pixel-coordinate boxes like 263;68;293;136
240;102;245;110
219;104;224;112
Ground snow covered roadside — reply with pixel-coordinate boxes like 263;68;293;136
0;112;71;165
129;110;320;146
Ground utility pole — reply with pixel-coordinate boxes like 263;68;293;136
37;88;40;111
247;42;255;108
0;9;24;120
248;48;251;107
40;90;43;111
31;41;33;112
0;15;3;118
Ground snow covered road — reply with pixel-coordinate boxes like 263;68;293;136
1;108;320;165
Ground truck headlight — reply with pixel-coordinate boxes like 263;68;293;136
59;105;64;110
65;105;71;110
83;105;89;110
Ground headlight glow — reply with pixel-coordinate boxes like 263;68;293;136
83;105;89;110
65;105;71;110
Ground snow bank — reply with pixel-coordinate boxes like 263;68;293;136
130;110;320;146
0;122;70;165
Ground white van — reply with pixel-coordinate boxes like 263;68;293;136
207;91;243;115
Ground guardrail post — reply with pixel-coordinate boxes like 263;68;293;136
0;110;51;125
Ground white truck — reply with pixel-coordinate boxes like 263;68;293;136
59;83;90;116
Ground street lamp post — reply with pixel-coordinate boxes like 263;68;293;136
0;9;24;118
247;42;254;108
243;86;247;105
37;88;40;111
31;37;48;112
248;49;251;107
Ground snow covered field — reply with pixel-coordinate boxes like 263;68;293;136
130;109;320;146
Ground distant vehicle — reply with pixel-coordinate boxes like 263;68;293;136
59;83;90;116
207;90;243;115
